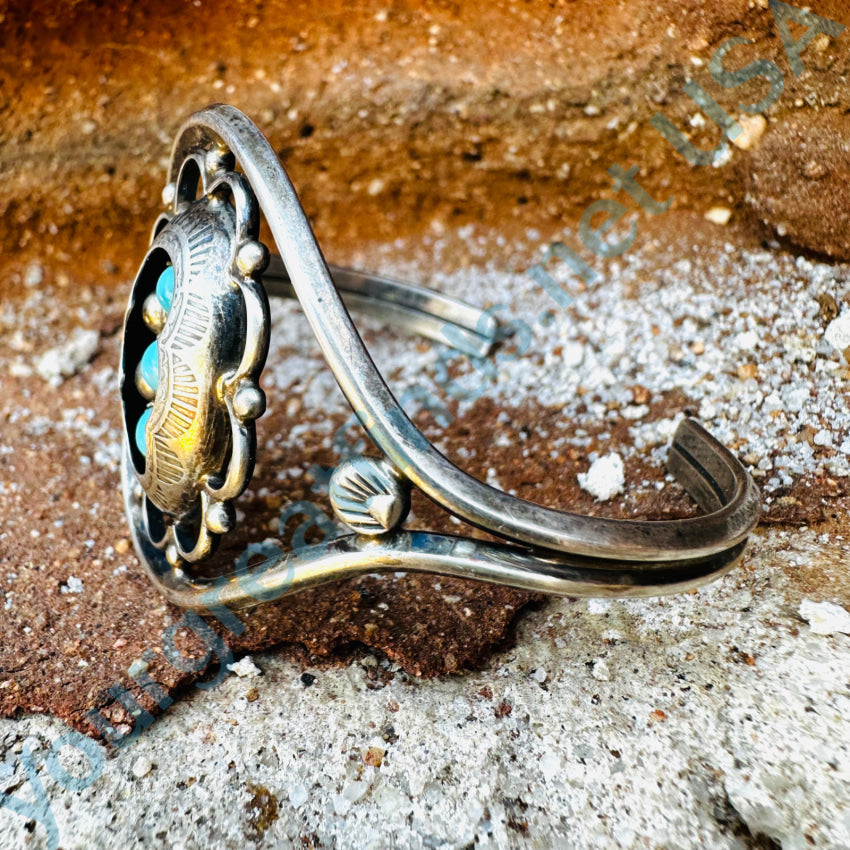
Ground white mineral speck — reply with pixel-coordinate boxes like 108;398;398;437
561;341;585;368
723;774;783;841
334;780;369;814
227;656;261;677
333;794;352;815
289;784;308;807
343;780;369;802
35;328;100;386
9;361;32;378
799;599;850;635
783;385;810;413
60;576;83;594
735;330;760;350
532;667;547;684
591;659;611;681
705;207;732;225
621;404;649;420
374;784;412;817
578;453;625;501
824;311;850;359
539;751;561;781
131;756;153;778
24;263;43;287
699;400;717;420
813;429;833;447
407;772;426;797
731;114;767;150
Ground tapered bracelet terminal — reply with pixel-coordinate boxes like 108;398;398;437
119;104;761;612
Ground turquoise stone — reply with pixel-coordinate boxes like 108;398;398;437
156;266;174;312
139;341;159;394
135;407;152;457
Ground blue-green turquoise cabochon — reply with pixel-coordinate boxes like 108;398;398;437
156;266;174;312
135;407;152;457
139;341;159;394
135;265;173;456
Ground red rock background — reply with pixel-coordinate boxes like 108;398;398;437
3;0;850;297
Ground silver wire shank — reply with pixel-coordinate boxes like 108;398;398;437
265;257;497;357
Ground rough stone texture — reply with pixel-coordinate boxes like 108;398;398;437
0;294;540;732
1;527;849;849
746;112;850;260
3;0;850;298
3;207;850;844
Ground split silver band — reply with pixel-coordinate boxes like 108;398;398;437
119;103;761;613
264;256;498;357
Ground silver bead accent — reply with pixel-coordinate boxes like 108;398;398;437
134;360;156;401
161;182;176;208
205;501;235;534
233;383;266;420
204;146;231;177
236;240;270;276
142;291;168;334
329;457;410;535
165;542;182;568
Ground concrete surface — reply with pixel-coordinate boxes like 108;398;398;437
1;527;849;850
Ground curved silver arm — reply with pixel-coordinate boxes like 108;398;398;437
167;104;760;565
123;445;749;607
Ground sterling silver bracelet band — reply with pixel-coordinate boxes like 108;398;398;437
119;103;761;613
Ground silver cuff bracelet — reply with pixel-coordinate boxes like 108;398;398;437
119;104;761;612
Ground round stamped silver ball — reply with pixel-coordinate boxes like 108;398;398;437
236;240;270;276
142;292;168;334
205;501;235;535
233;383;266;420
161;182;176;208
165;542;182;568
204;146;233;177
329;456;410;536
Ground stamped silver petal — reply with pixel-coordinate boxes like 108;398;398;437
329;456;411;536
